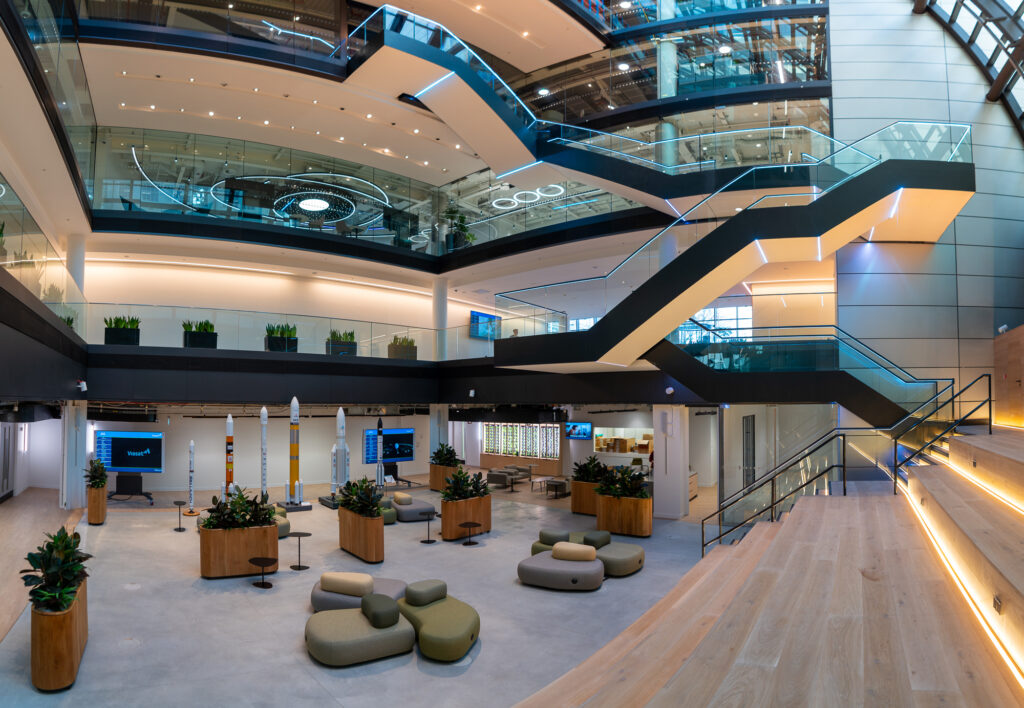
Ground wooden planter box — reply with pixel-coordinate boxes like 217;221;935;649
86;486;106;525
31;579;88;691
265;335;298;352
429;464;457;492
387;343;417;360
441;495;492;541
338;507;384;563
596;494;652;537
198;525;278;578
571;480;599;515
326;341;357;356
104;327;139;345
183;331;218;349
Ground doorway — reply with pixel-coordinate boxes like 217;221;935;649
742;414;756;487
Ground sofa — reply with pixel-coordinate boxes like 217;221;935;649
389;492;436;522
305;593;415;666
517;542;605;591
397;579;480;662
487;470;510;488
311;571;407;612
530;529;644;577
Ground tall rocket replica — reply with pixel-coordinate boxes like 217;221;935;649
289;396;300;504
260;406;268;499
225;414;234;495
183;439;198;516
375;416;385;488
320;406;347;509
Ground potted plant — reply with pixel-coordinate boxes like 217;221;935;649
571;455;610;516
198;488;278;578
440;466;491;541
182;319;217;349
60;314;75;330
21;527;90;691
429;442;459;492
264;323;297;352
442;203;476;250
595;466;652;537
387;335;417;360
326;329;357;356
84;460;107;526
337;478;384;563
103;315;140;345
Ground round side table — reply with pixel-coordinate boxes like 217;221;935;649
459;521;481;547
249;556;276;589
419;510;437;544
288;531;311;571
172;501;187;532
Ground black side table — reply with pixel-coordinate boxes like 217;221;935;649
249;556;276;589
419;510;437;544
507;475;519;493
173;501;186;532
288;531;312;570
460;521;481;547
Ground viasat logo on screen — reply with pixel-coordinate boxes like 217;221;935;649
126;448;151;457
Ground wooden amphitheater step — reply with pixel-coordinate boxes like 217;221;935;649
515;519;784;708
947;427;1024;509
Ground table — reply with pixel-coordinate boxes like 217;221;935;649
459;521;481;547
507;475;520;494
288;531;311;570
172;501;186;532
547;479;568;499
531;476;553;493
249;556;276;589
419;510;437;544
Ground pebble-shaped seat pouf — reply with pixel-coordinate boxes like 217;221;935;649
311;576;407;612
517;550;605;591
397;580;480;662
305;596;415;667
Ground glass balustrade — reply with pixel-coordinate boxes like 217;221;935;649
610;0;826;29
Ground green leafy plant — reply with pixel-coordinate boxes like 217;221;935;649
265;323;297;338
21;527;91;612
61;314;75;329
442;466;490;501
327;329;355;343
338;478;382;518
442;203;476;246
182;319;215;333
104;315;140;329
390;335;415;347
430;442;458;467
201;488;276;529
596;466;649;499
572;455;611;483
83;459;107;489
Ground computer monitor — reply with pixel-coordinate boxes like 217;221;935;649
363;428;415;464
94;431;164;473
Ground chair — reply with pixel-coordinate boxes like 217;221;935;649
305;594;415;666
397;580;480;661
517;542;604;591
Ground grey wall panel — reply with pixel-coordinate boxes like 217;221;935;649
837;242;956;275
959;339;994;368
958;306;997;339
956;245;1024;277
838;305;959;338
952;216;1024;249
957;275;1024;308
856;338;960;368
837;273;958;306
831;62;949;83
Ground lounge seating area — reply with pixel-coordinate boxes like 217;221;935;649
388;492;437;522
310;571;407;612
517;528;645;590
397;580;481;662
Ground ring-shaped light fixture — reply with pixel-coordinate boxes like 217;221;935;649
298;197;330;212
408;233;430;244
535;184;565;198
490;184;565;209
0;184;7;200
512;190;541;203
492;198;519;210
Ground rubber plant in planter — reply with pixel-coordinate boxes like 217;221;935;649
198;488;278;578
21;527;91;691
84;460;107;526
264;323;298;352
326;329;357;356
337;478;384;563
571;455;611;516
442;203;476;250
428;442;459;492
441;466;491;541
182;319;217;349
387;334;417;360
103;315;140;345
595;466;652;537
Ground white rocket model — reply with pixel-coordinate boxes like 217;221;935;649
344;442;350;486
375;416;385;488
289;396;301;504
336;407;346;493
330;444;338;496
187;439;195;513
260;406;268;499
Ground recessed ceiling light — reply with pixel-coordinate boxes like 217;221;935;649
339;136;344;141
363;143;367;146
237;115;242;120
263;120;269;125
383;147;389;153
752;102;759;106
149;104;155;110
316;130;320;135
413;128;420;134
312;99;318;104
405;155;409;158
617;62;630;71
208;111;214;116
121;70;126;76
719;45;732;54
253;87;259;92
522;31;529;37
475;4;481;9
119;102;125;107
290;125;295;130
455;144;461;149
227;3;232;7
619;1;631;7
756;143;762;147
293;15;299;20
189;77;194;82
424;161;429;165
538;88;550;96
366;113;373;119
587;82;593;87
179;107;185;112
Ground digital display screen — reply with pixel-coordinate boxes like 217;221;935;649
363;428;415;464
95;430;164;473
565;422;593;440
469;311;501;340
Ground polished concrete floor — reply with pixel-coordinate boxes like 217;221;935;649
0;487;701;707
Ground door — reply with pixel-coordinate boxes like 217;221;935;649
0;423;13;501
742;414;756;487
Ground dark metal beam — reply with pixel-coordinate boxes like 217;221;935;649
988;39;1024;100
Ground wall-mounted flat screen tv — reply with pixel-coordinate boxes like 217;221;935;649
469;311;501;340
363;428;416;464
565;422;593;440
95;430;164;473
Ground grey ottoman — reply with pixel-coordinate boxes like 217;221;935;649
305;607;415;666
311;577;407;612
597;543;645;577
517;551;604;591
393;497;436;522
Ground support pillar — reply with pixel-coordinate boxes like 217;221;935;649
60;401;88;510
433;277;448;361
428;404;449;459
66;234;86;298
653;404;689;519
655;0;678;168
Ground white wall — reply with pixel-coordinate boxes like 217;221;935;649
91;412;429;493
16;419;63;492
688;407;719;487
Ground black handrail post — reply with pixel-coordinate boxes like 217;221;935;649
700;520;705;558
988;373;993;435
841;434;847;496
893;438;898;496
770;477;776;522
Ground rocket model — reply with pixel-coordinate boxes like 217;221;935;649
336;407;346;493
375;416;385;488
330;444;338;497
225;414;234;495
183;439;198;516
260;406;268;499
344;442;350;486
289;396;300;504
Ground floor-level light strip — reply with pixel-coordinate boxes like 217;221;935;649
943;459;1024;517
899;485;1024;692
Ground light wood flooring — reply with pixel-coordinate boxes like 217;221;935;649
518;493;1024;706
0;488;82;641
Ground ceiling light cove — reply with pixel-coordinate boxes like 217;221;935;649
298;197;329;212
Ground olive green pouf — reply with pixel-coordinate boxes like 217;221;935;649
274;513;291;538
397;580;480;662
304;605;415;667
381;507;397;525
596;542;645;576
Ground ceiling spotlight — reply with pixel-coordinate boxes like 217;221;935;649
227;2;232;7
405;155;409;159
383;147;389;153
121;70;126;76
538;88;550;96
366;113;373;119
293;15;299;20
413;128;420;134
339;136;344;141
719;45;732;54
475;4;481;9
149;104;155;110
179;107;185;112
208;111;214;116
522;31;529;37
424;160;429;165
312;99;318;104
236;115;242;119
619;0;632;7
119;102;125;107
756;143;762;147
188;77;194;82
617;62;630;71
263;120;269;125
455;144;461;149
316;130;320;135
253;87;259;92
363;142;367;146
290;125;294;129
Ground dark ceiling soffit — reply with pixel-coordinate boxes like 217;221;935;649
0;267;87;365
545;0;613;45
0;3;94;222
608;3;829;43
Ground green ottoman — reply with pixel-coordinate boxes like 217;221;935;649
305;597;415;666
381;507;397;525
397;580;480;662
274;514;291;538
597;543;645;576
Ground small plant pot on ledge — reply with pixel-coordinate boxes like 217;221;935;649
86;486;107;525
104;328;139;346
31;579;88;691
387;343;417;360
183;331;218;349
265;335;298;353
326;341;357;356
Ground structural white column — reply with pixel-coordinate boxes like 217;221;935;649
65;234;86;297
653;404;689;519
60;401;88;510
433;277;448;360
655;0;678;168
428;404;449;458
